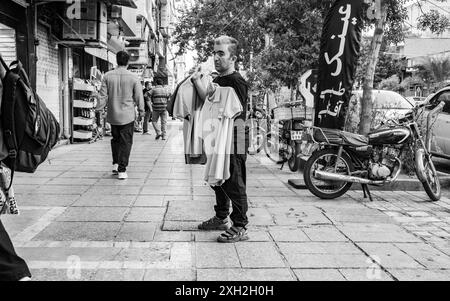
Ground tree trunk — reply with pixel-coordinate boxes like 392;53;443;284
358;4;387;135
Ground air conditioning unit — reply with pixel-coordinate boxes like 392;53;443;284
110;5;122;19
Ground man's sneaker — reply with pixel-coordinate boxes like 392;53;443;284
112;164;119;175
198;216;231;231
161;136;167;140
143;131;151;135
155;134;162;140
217;226;249;243
118;172;128;180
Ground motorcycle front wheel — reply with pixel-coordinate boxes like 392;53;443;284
415;148;441;202
303;148;354;199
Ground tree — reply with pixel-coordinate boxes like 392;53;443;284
255;0;327;100
416;56;450;85
355;38;403;88
172;0;267;67
358;0;449;135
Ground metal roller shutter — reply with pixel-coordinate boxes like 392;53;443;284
0;23;17;67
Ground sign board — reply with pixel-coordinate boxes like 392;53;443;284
299;69;318;108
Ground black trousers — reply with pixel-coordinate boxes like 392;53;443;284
0;219;31;281
212;154;248;228
111;122;134;172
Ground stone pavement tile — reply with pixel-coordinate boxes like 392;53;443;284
268;207;331;225
389;269;450;281
134;195;166;207
33;185;91;195
339;269;394;281
59;171;108;178
195;230;271;242
31;171;66;178
112;245;171;264
17;247;121;262
293;269;346;281
14;177;52;185
193;186;214;196
162;221;199;231
96;178;147;186
279;242;362;254
153;231;193;242
282;253;369;268
141;186;192;195
394;243;450;269
248;208;276;226
269;228;310;242
13;185;42;194
144;179;169;187
357;243;424;268
235;242;286;268
197;268;295;281
15;194;80;207
84;186;143;195
125;208;165;223
248;188;298;197
195;243;240;268
165;202;212;221
29;268;96;281
33;222;121;241
115;223;157;242
46;178;99;186
56;207;128;222
303;226;349;242
72;195;136;207
143;269;196;281
90;269;145;281
337;223;422;242
323;213;393;224
2;209;54;237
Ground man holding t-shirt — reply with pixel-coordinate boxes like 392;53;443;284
192;36;250;243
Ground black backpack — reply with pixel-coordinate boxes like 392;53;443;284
0;56;60;189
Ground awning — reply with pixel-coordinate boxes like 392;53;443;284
85;47;117;66
109;0;137;8
35;0;137;9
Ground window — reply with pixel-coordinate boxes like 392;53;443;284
436;92;450;114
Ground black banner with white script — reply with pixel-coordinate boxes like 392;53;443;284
314;0;364;129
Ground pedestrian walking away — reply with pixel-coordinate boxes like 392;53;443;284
143;81;153;135
149;78;171;140
192;35;250;243
96;51;145;180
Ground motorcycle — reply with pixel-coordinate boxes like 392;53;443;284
302;101;445;202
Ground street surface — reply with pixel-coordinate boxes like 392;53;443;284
2;120;450;281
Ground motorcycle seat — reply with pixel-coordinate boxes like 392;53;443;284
314;128;368;147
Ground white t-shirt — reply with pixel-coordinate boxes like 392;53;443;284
173;74;211;157
201;83;243;186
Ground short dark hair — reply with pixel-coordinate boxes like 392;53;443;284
116;51;130;66
144;81;151;87
155;78;164;85
214;36;238;58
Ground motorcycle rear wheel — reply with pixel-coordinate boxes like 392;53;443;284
415;148;441;202
303;148;354;199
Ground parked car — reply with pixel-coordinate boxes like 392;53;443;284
406;96;426;105
345;90;414;132
422;86;450;158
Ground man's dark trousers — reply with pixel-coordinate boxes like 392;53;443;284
111;121;134;172
211;153;248;227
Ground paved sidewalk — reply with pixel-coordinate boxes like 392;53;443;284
2;120;450;281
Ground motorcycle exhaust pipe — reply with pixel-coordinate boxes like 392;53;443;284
313;170;385;185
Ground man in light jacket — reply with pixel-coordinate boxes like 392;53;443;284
96;51;145;180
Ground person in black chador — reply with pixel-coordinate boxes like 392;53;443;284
0;54;31;281
192;35;250;243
